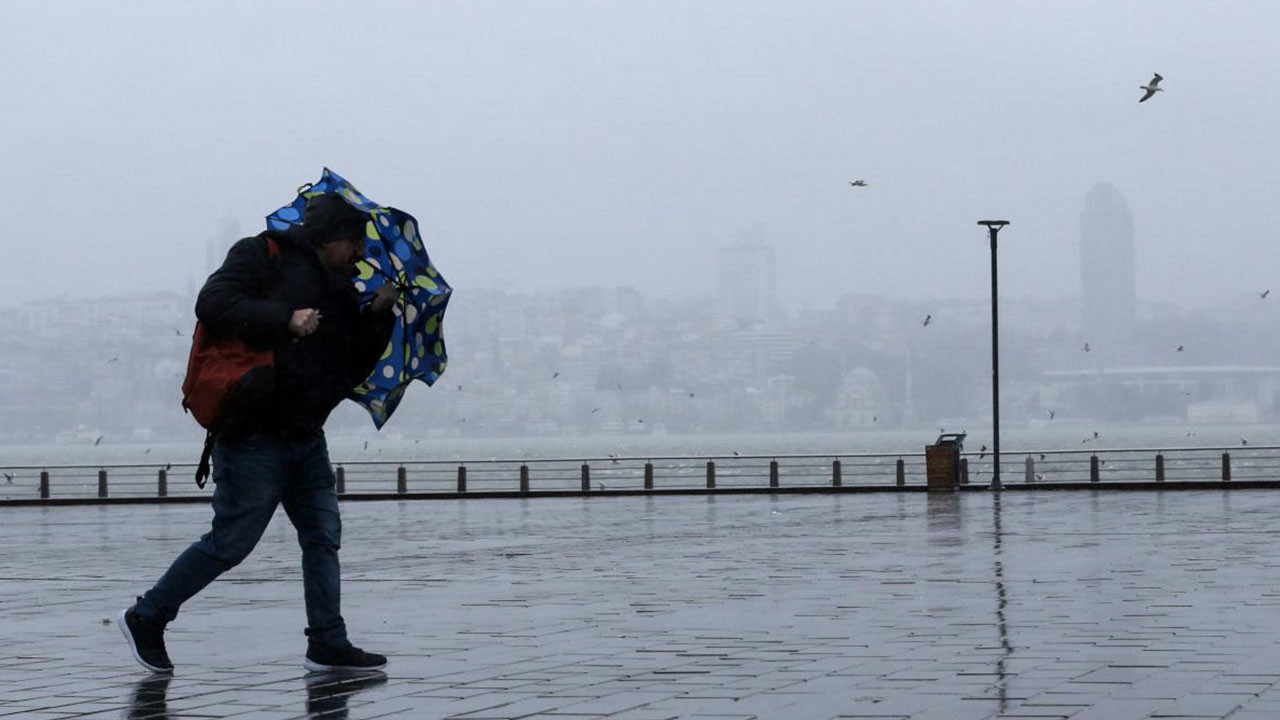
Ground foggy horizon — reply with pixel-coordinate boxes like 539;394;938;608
6;1;1280;311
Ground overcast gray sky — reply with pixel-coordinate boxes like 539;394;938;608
3;1;1278;309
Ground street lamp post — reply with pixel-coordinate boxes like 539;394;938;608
978;220;1009;490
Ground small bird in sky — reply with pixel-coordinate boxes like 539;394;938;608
688;392;695;398
174;329;183;337
1034;473;1045;482
978;444;988;460
849;180;868;187
1176;345;1184;352
636;419;644;424
608;453;619;464
1186;431;1197;437
1139;72;1164;103
108;357;120;364
164;463;172;471
922;314;932;327
732;450;740;457
1038;454;1046;461
552;372;560;379
872;415;877;423
1082;342;1092;352
1093;431;1099;439
1048;410;1056;420
144;448;151;454
94;435;104;446
1241;437;1249;446
457;384;463;391
3;472;12;484
591;407;601;413
1261;289;1271;299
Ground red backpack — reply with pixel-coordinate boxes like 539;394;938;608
182;236;281;486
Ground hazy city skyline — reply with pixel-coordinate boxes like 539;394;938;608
5;1;1280;312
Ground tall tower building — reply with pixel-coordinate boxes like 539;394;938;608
715;240;777;327
205;217;243;275
1080;183;1135;349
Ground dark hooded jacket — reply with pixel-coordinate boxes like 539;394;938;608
195;230;395;440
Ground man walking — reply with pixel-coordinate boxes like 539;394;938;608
119;195;396;673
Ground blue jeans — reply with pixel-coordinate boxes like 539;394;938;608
135;433;349;648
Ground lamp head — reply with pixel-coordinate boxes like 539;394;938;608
977;220;1009;229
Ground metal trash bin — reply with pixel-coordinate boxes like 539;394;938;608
925;432;966;491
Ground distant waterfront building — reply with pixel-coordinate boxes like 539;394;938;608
1080;183;1136;349
715;240;777;328
204;217;243;275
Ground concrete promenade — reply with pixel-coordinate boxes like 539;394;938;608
4;490;1280;718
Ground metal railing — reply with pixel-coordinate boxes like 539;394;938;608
2;445;1278;504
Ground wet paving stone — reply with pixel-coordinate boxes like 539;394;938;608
4;490;1280;718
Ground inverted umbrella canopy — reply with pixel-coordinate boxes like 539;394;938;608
266;168;451;428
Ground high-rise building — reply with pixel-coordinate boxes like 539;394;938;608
1080;183;1135;348
715;240;777;328
204;217;243;276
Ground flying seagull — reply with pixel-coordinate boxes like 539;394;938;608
848;180;868;187
922;314;932;327
1082;342;1092;352
1261;289;1271;299
1176;345;1184;352
1139;73;1163;103
94;435;104;447
1047;410;1056;420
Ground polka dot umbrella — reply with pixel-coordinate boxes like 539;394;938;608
266;168;451;428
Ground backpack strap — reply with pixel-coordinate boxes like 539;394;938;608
195;431;214;489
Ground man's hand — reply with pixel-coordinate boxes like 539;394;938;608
369;284;397;313
289;308;322;337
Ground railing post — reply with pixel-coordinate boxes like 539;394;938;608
158;468;167;497
520;464;530;494
396;466;407;494
1090;455;1100;483
644;462;653;490
832;459;842;487
959;458;969;485
39;470;49;499
896;458;905;487
769;460;779;488
1222;452;1231;483
1155;453;1165;483
1025;455;1034;483
706;461;716;489
335;466;345;494
457;465;467;493
98;469;108;498
581;463;590;492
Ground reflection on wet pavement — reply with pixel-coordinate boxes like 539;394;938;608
5;490;1280;718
